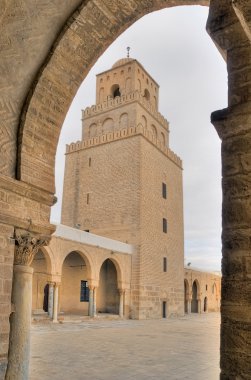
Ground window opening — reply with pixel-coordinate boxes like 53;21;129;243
80;280;89;302
163;257;167;272
162;183;167;199
162;301;167;318
163;218;167;233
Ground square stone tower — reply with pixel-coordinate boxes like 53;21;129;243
61;57;184;319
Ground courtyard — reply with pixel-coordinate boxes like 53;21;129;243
30;313;220;380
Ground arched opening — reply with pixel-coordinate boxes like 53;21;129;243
61;251;89;315
111;84;121;98
191;280;199;313
119;113;128;129
31;250;50;315
102;118;114;134
97;259;119;315
204;296;208;312
151;125;157;139
125;77;132;93
184;280;189;313
143;88;150;101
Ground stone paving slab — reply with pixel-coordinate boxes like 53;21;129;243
30;313;220;380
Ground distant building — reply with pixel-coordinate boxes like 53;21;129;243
31;58;221;320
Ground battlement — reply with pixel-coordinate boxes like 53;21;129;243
83;90;169;130
66;125;182;168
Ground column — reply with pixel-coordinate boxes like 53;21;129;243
88;286;94;317
5;229;49;380
197;299;201;314
52;283;59;323
207;2;251;377
93;287;97;317
187;298;192;314
119;290;125;318
48;282;54;318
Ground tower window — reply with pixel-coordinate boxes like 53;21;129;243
111;84;121;98
163;218;167;233
89;157;91;167
87;193;90;204
143;89;150;101
163;257;167;272
162;183;167;199
80;280;89;302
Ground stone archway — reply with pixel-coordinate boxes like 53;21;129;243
1;1;251;379
97;259;120;315
61;251;90;316
31;250;51;315
191;280;199;313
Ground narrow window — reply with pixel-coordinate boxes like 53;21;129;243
162;301;167;318
80;280;89;302
162;183;167;199
89;157;91;167
163;257;167;272
87;193;90;204
163;218;167;233
206;285;208;291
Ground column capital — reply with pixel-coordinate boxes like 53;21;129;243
118;289;126;295
14;228;50;266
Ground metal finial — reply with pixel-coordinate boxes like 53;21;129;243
127;47;131;58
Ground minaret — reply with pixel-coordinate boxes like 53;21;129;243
61;57;184;319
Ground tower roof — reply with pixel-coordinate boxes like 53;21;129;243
112;57;135;68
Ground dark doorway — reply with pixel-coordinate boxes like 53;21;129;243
162;301;167;318
191;281;198;313
43;284;49;312
204;297;208;312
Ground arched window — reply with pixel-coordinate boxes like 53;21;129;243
125;77;131;93
141;115;147;130
137;79;141;92
102;118;114;134
119;113;128;129
111;84;121;98
89;123;97;138
144;89;150;101
160;132;165;146
99;87;104;103
151;125;157;139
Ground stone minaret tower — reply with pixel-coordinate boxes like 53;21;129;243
61;57;184;319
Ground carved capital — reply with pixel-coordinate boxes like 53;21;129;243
14;229;50;266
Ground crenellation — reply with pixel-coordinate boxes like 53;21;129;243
66;126;182;168
83;90;169;130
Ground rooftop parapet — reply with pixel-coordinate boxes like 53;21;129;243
53;224;135;255
83;90;169;131
66;125;182;169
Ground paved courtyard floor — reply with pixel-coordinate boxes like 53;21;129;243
30;313;220;380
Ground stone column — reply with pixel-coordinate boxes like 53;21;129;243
197;298;201;314
119;290;125;318
207;1;251;377
187;298;192;314
52;283;59;323
5;229;49;380
88;286;94;317
93;287;97;317
48;282;54;318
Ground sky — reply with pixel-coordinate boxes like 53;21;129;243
51;5;228;272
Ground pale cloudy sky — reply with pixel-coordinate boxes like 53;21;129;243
51;5;227;272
